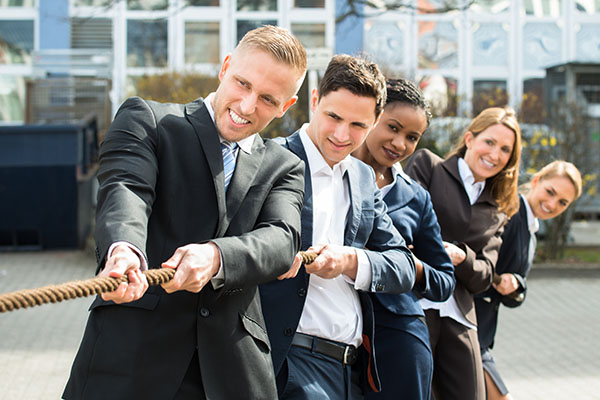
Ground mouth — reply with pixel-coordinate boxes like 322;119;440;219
383;147;401;161
229;109;250;126
480;158;496;169
328;138;351;152
540;203;552;214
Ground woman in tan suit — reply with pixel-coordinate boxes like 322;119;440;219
404;106;521;400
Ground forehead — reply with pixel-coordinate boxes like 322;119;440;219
478;123;515;145
318;89;377;123
228;49;301;99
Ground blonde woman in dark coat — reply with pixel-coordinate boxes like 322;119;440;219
404;106;521;400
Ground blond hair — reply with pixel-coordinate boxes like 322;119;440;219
236;25;307;76
525;160;583;200
447;106;522;217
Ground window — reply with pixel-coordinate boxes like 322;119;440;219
522;0;562;17
0;75;25;122
127;19;168;67
576;24;600;62
522;22;561;70
292;23;326;48
418;20;458;69
236;20;277;43
419;74;458;117
188;0;220;6
237;0;276;12
472;23;508;67
364;20;405;73
0;20;34;65
472;80;508;115
576;0;600;13
294;0;325;8
71;18;112;49
127;0;168;11
470;0;510;14
185;21;220;64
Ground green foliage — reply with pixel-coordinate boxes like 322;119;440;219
131;71;219;104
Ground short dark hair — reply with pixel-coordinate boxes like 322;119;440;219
386;78;432;127
318;54;387;118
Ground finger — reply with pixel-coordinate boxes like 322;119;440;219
162;247;186;270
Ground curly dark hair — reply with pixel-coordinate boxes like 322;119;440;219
385;78;432;127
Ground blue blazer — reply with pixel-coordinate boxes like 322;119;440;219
260;131;417;392
373;165;455;320
475;195;531;349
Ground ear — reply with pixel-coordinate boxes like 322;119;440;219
276;96;298;118
464;131;474;148
310;88;319;113
530;174;540;188
218;54;232;82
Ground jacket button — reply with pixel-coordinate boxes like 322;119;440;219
200;308;210;317
284;328;293;336
298;288;306;297
375;283;384;292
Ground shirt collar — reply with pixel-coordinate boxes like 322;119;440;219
299;123;351;177
457;157;485;204
205;92;255;154
521;194;540;234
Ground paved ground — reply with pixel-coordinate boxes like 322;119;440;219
0;245;599;399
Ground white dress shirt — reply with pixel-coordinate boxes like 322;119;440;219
522;194;539;267
296;125;372;347
419;157;486;330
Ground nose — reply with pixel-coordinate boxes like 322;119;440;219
391;135;406;152
332;124;351;143
239;92;257;115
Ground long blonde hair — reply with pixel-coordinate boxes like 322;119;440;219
447;106;522;217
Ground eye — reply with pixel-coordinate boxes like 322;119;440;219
501;146;512;154
545;188;554;196
485;139;494;146
559;200;569;207
238;80;249;88
388;124;398;133
262;96;275;105
407;134;419;142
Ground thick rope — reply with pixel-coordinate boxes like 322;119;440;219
0;268;175;313
0;252;320;313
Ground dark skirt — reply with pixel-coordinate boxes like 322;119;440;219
481;347;509;395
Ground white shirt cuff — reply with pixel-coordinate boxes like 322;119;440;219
352;249;372;290
210;243;225;289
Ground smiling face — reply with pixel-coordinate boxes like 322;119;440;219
363;103;428;168
525;175;577;220
463;123;515;182
306;88;378;168
211;48;301;142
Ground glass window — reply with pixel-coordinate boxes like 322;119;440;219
522;22;561;70
237;0;276;11
185;21;220;64
521;78;545;124
0;0;34;6
236;20;277;43
0;20;34;65
419;74;458;117
188;0;220;6
364;20;405;73
576;0;600;13
418;21;458;69
0;75;26;122
127;0;168;10
418;0;461;14
470;0;510;13
472;80;508;115
73;0;109;5
294;0;325;7
291;23;325;48
71;18;113;49
127;19;168;67
522;0;562;17
472;23;507;67
576;24;600;62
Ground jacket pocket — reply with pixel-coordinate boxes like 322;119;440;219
88;292;160;311
239;311;271;353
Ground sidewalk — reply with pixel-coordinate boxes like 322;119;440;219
0;248;599;399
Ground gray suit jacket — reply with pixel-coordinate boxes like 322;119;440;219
64;97;305;400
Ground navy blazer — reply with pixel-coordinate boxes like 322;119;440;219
373;165;455;320
476;195;532;349
260;131;416;393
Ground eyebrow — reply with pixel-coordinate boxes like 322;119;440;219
234;74;281;107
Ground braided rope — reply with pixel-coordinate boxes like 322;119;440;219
0;268;175;313
0;251;320;313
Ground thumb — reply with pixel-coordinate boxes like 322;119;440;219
162;248;186;270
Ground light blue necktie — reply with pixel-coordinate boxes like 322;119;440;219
221;141;238;192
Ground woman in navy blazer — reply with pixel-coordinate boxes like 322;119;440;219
475;160;582;400
353;78;455;400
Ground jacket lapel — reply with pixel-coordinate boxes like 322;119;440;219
185;98;227;234
384;167;415;213
219;135;265;236
287;131;314;251
344;159;362;246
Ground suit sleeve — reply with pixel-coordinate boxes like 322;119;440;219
363;178;416;295
412;190;456;302
212;155;305;290
94;97;159;271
